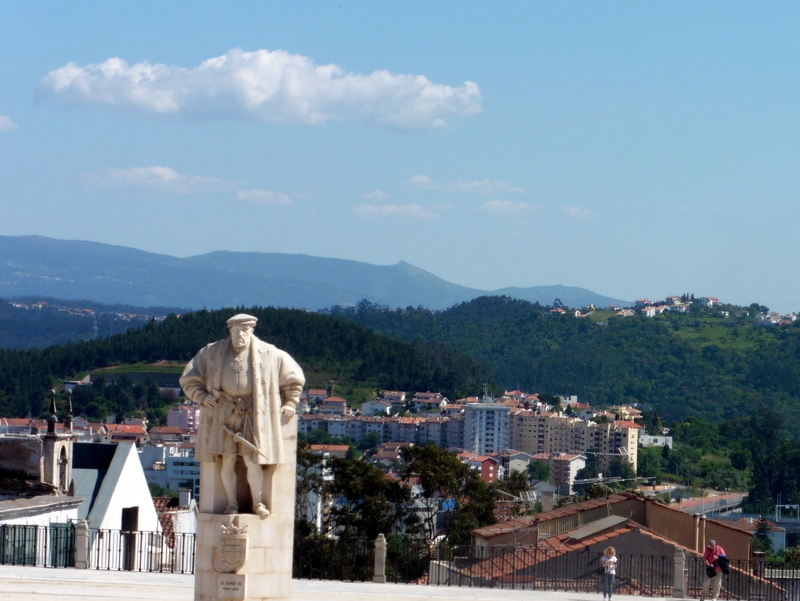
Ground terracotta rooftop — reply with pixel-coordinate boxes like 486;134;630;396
103;424;147;434
309;444;350;452
466;519;706;584
150;426;182;434
472;493;634;540
614;420;643;429
728;516;785;533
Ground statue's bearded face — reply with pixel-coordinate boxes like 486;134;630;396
229;325;253;350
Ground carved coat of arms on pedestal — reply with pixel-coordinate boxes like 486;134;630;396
216;524;249;574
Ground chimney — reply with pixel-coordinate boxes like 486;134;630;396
179;488;192;507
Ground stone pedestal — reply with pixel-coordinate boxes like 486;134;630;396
195;416;297;601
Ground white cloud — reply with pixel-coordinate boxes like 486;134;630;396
236;189;293;205
38;48;481;131
0;116;18;131
562;205;596;220
353;203;443;221
84;166;228;194
407;174;526;195
361;189;388;201
478;199;538;217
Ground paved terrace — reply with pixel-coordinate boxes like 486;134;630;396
0;565;685;601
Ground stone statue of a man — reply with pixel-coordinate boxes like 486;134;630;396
180;313;305;517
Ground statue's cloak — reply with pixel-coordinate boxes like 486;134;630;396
180;336;305;464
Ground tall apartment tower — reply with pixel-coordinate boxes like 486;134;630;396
463;403;510;454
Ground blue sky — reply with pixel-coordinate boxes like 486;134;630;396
2;2;799;313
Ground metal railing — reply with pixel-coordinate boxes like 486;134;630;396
88;529;196;574
426;547;675;593
686;555;797;601
386;536;429;583
0;523;74;568
293;535;373;581
291;535;431;584
286;534;800;599
3;523;799;599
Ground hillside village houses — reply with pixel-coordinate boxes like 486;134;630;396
0;377;677;581
0;356;655;570
1;382;779;594
5;295;791;587
1;384;643;514
598;293;800;324
298;388;642;484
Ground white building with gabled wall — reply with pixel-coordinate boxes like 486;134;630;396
73;442;160;532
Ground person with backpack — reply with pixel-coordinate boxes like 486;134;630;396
700;540;727;601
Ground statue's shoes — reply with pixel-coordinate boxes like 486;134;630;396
223;502;238;515
254;503;270;518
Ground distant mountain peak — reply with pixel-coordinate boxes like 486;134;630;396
0;235;631;311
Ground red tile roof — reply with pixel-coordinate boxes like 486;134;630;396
151;426;182;434
309;444;350;452
614;420;643;429
467;520;707;585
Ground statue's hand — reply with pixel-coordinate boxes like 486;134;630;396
280;404;296;417
201;393;218;408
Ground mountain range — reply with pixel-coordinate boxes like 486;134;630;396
0;235;631;311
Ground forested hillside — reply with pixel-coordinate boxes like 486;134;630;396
0;307;489;419
329;297;800;437
3;298;800;513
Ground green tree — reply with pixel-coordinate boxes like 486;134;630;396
527;460;551;483
573;452;602;494
325;457;417;540
148;482;178;498
637;447;663;482
356;432;382;453
306;428;332;445
784;546;800;563
752;516;773;554
402;445;467;541
607;456;637;483
401;445;495;543
495;469;530;497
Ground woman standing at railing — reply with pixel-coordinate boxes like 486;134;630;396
601;546;617;601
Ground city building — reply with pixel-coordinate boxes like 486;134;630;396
140;445;200;501
531;452;587;495
167;402;201;430
463;402;510;454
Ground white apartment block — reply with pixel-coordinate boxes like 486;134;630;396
139;445;200;501
464;403;510;454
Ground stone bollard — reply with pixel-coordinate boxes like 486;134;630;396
373;533;387;583
673;547;686;598
73;520;89;569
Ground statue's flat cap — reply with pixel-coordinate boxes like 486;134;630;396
226;313;258;327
